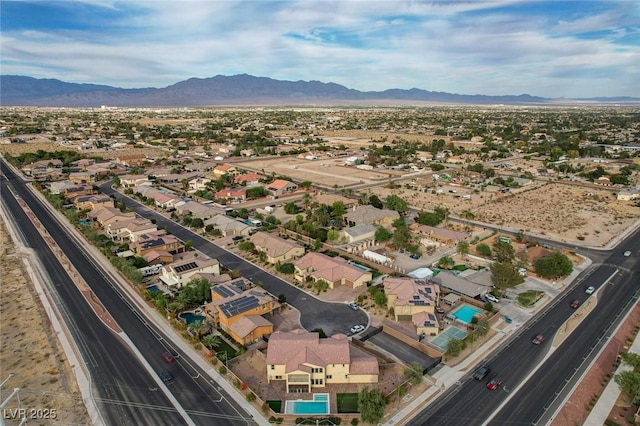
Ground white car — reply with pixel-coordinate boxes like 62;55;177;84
350;325;365;334
624;251;631;257
485;293;500;303
585;286;595;295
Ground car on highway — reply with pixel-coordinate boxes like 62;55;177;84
159;370;174;383
350;325;365;334
585;286;595;295
473;365;490;380
348;302;359;311
162;351;176;364
486;377;503;391
624;251;631;257
532;334;544;345
570;299;581;309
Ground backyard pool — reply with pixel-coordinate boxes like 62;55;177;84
146;285;159;293
448;304;483;325
350;262;371;272
179;312;205;325
284;393;330;415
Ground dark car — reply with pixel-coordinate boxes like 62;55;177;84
161;351;176;364
486;377;503;390
159;370;173;383
570;299;580;309
409;253;420;259
532;334;544;345
473;366;490;380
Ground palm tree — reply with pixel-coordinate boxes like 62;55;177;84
188;320;205;341
202;334;221;350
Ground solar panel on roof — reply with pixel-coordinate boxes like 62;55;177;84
174;262;198;273
214;286;234;298
220;295;260;317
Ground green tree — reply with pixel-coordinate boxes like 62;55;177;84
403;362;423;385
534;252;573;279
327;229;340;241
490;262;524;288
284;201;300;214
437;256;454;269
369;195;383;209
202;334;221;349
416;211;442;226
358;387;385;424
238;241;255;252
375;226;392;242
374;290;387;307
277;263;295;274
446;338;466;357
458;241;470;258
476;244;492;257
385;194;408;213
492;240;515;263
188;320;205;341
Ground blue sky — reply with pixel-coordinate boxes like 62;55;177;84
1;0;639;98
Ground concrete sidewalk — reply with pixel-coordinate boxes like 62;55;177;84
581;324;640;426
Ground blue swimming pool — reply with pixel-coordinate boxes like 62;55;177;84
179;312;205;325
146;285;159;293
284;393;330;415
350;262;371;272
448;304;483;325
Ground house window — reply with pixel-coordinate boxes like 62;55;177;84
326;375;332;380
311;367;324;373
270;365;275;370
275;375;282;380
312;379;323;385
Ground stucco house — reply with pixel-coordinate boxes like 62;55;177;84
250;232;305;264
234;173;262;186
343;205;400;227
73;194;114;211
204;279;278;345
119;174;152;188
215;187;246;203
87;206;136;227
105;218;158;242
266;329;379;392
204;215;251;237
266;179;298;197
339;223;377;244
293;252;372;288
383;277;441;337
159;257;220;289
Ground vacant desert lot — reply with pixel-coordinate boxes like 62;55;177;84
0;220;90;425
235;156;405;188
368;182;637;247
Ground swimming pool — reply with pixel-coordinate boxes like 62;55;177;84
448;304;483;325
146;285;159;293
179;312;205;325
284;393;330;415
350;262;371;272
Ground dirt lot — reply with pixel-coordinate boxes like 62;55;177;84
366;182;638;247
235;156;404;188
0;220;90;425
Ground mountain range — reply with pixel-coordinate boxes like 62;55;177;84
1;74;638;107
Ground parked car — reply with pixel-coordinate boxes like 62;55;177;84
473;366;490;380
486;377;503;390
485;293;500;303
585;286;595;295
409;253;421;259
624;251;631;257
350;325;365;334
159;370;173;383
348;302;359;311
161;351;176;364
532;334;544;345
570;299;580;309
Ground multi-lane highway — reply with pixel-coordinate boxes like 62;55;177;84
1;160;258;425
410;237;640;425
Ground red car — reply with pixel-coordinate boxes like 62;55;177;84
161;351;176;364
486;377;503;390
570;299;580;309
532;334;544;345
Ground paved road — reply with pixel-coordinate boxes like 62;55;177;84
2;162;257;425
101;183;369;336
409;234;640;425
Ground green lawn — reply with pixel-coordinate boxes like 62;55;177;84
337;393;359;413
266;400;282;413
452;264;468;271
518;290;544;307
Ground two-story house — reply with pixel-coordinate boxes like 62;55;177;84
87;206;136;228
266;329;379;393
159;257;220;289
383;277;441;337
105;218;157;242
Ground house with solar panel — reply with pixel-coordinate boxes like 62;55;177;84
250;232;305;264
265;329;379;393
204;278;279;345
383;277;441;337
159;257;220;289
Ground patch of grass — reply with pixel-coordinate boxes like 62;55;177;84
517;290;545;307
451;264;468;271
337;393;359;413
